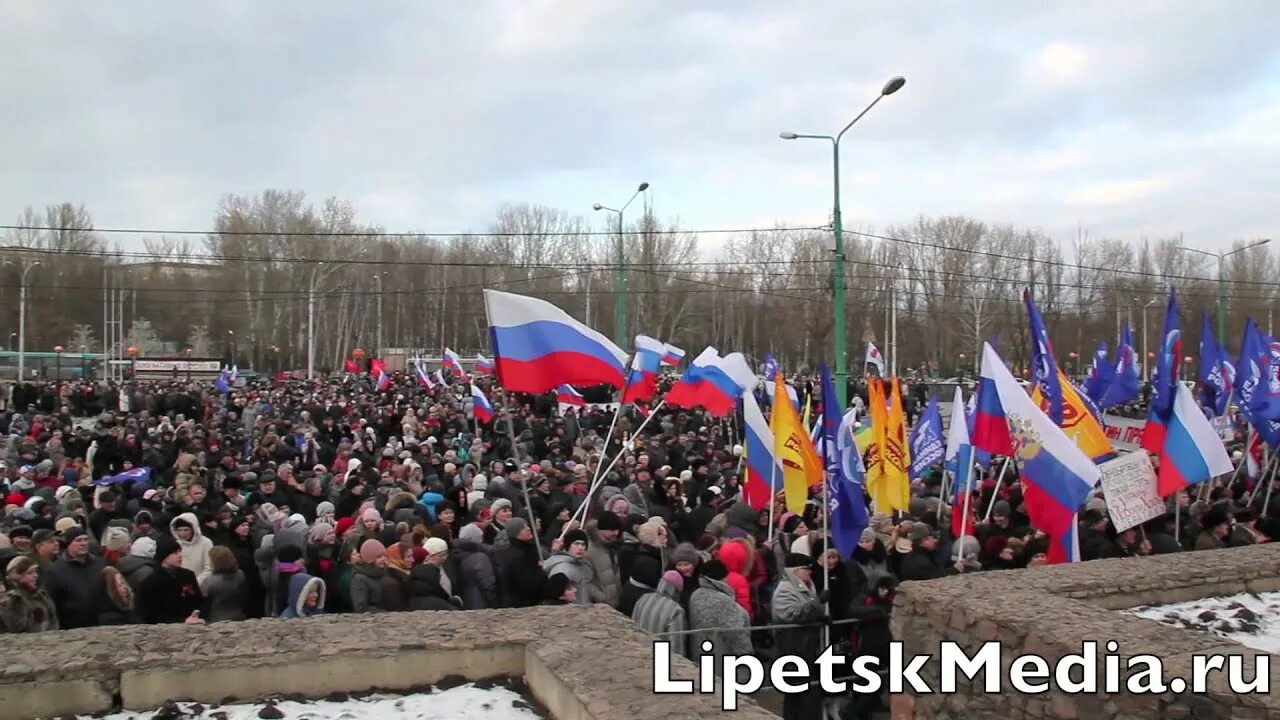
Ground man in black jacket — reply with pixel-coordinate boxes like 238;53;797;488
43;528;106;628
138;536;205;624
899;524;954;582
497;518;545;608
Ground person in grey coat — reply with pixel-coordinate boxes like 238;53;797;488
454;523;498;609
584;514;623;608
542;529;594;605
350;539;387;612
687;560;752;672
632;570;689;662
771;553;826;720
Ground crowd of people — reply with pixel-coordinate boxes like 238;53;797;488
0;370;1273;719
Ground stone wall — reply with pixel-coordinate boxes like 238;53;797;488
892;543;1280;720
0;605;778;720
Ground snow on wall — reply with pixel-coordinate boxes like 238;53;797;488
82;683;544;720
1125;591;1280;654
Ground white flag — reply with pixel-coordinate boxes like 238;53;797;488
865;342;886;375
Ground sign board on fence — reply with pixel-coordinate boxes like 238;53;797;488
1098;451;1163;532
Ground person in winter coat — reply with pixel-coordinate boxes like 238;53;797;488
96;566;142;625
632;571;689;661
200;546;247;622
714;537;754;619
619;554;661;618
0;556;59;632
119;537;157;593
497;518;546;608
273;513;310;554
350;539;387;612
170;513;214;583
541;572;578;605
618;517;667;587
43;528;106;629
1196;509;1231;550
408;559;459;611
842;575;898;720
543;529;593;605
138;536;204;625
280;572;326;618
583;514;623;608
771;553;825;720
687;560;753;672
454;523;498;610
850;528;891;587
898;524;953;581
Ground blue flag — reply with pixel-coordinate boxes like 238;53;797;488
1083;342;1113;404
1098;323;1139;410
820;364;868;558
214;366;231;395
1198;311;1234;418
1024;289;1064;423
763;353;778;381
908;394;945;480
1236;319;1280;447
94;467;152;487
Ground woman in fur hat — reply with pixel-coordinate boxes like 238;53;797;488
0;556;59;633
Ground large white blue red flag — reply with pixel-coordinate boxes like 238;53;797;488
621;335;667;405
972;343;1100;564
1156;381;1233;496
484;289;628;393
442;348;465;378
664;347;755;417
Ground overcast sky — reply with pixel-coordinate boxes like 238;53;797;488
2;1;1277;252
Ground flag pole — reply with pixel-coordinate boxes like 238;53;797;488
954;461;976;561
766;458;778;544
507;413;544;560
937;469;950;527
592;401;624;487
563;400;666;539
1262;456;1278;517
983;456;1012;521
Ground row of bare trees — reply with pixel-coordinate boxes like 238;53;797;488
1;193;1275;376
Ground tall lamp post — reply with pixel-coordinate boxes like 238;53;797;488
6;260;41;382
184;347;193;382
1141;298;1158;382
592;182;650;347
374;272;388;356
53;345;63;385
307;262;326;380
780;75;906;405
1175;238;1271;345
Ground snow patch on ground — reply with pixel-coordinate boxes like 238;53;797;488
83;683;544;720
1125;591;1280;653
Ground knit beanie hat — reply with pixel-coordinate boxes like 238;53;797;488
130;537;157;559
490;499;513;515
595;512;622;532
55;517;78;534
410;546;429;565
505;517;529;540
155;535;181;562
660;569;684;591
563;529;589;548
544;572;572;600
276;544;304;564
361;508;382;524
63;526;88;544
671;542;700;567
784;552;813;569
859;527;876;543
359;539;386;564
424;537;449;556
6;555;37;579
335;517;356;538
103;526;133;553
702;559;728;581
458;523;484;544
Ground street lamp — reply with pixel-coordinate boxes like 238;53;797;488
6;260;41;382
374;272;389;355
352;347;366;374
592;181;650;347
1175;238;1271;345
308;262;325;380
53;345;63;384
184;347;193;382
780;75;906;405
1141;299;1158;382
227;330;236;367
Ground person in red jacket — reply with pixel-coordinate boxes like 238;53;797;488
714;536;754;618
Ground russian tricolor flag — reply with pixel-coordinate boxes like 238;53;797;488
664;347;755;417
484;289;628;393
661;344;685;366
414;360;435;389
1155;381;1233;496
443;348;465;378
972;343;1100;564
475;354;495;376
556;384;587;407
376;369;392;392
621;335;666;404
1140;291;1181;454
741;391;781;510
471;384;495;423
